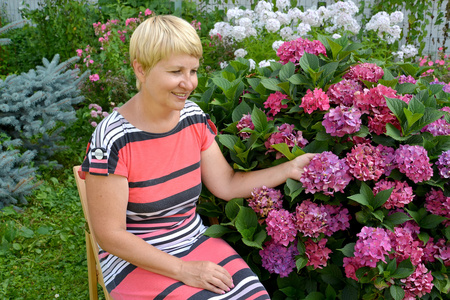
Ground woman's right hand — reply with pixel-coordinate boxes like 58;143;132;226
178;260;234;294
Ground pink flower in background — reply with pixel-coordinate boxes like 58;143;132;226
373;179;414;209
397;74;417;84
236;113;254;139
400;264;434;299
343;256;365;281
247;186;283;217
89;74;100;82
346;143;385;181
343;62;384;83
300;88;330;114
145;9;152;16
326;79;363;106
424;189;450;226
76;49;83;57
435;239;450;266
353;226;391;267
294;200;328;238
266;209;297;246
276;37;327;65
264;124;308;159
422;107;450;136
304;238;332;269
377;144;396;176
436;150;450;178
90;121;98;127
264;91;289;116
322;105;362;137
323;204;351;236
395;145;433;183
260;241;298;277
300;151;351;195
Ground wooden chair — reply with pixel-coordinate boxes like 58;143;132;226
73;165;112;300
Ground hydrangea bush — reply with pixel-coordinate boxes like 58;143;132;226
194;31;450;299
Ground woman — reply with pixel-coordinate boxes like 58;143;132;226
81;15;314;299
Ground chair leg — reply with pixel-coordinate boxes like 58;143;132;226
85;230;99;300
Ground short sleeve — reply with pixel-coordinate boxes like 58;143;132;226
201;113;217;151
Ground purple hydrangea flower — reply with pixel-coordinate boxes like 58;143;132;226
346;143;385;181
294;200;328;238
260;241;298;277
247;186;283;217
326;79;363;106
300;151;352;195
236;113;255;139
397;74;417;84
322;105;362;137
436;150;450;178
395;145;433;183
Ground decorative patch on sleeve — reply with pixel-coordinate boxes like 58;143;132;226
89;147;109;175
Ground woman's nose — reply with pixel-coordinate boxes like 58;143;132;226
179;74;196;90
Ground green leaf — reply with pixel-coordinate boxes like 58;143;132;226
251;106;268;132
386;97;407;123
218;134;239;151
373;187;393;210
384;212;411;226
371;210;384;222
390;285;405;300
419;214;448;229
348;193;371;207
303;291;325;300
204;225;235;238
326;38;343;60
260;78;283;92
271;143;296;160
211;77;232;92
232;100;252;123
391;259;414;279
338;243;355;257
385;123;409;141
403;108;423;129
285;178;304;200
395;82;416;94
225;198;242;221
242;229;266;249
235;207;258;240
19;226;34;238
279;61;295;81
296;256;308;271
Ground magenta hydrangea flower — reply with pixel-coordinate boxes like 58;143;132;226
323;204;351;236
294;200;328;238
236;113;255;139
304;238;332;269
247;186;283;218
373;179;414;209
397;74;417;84
400;264;434;299
367;112;401;135
343;256;365;281
424;189;450;226
322;105;362;137
387;227;423;266
264;91;289;117
421;107;450;136
353;84;397;115
353;226;391;268
343;62;384;83
395;145;433;183
300;151;352;195
435;239;450;267
436;150;450;178
259;241;299;277
377;144;396;176
300;88;330;114
346;143;385;181
264;123;308;159
265;209;297;247
276;37;327;65
326;79;363;106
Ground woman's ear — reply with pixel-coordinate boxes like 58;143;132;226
133;59;146;82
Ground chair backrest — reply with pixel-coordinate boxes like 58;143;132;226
73;165;111;300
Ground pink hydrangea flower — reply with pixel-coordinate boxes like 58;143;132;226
326;79;363;106
436;150;450;178
276;37;327;65
397;74;417;84
373;179;414;209
400;264;434;299
367;112;401;135
304;238;332;269
264;91;289;116
264;124;308;159
353;226;391;268
300;88;330;114
343;62;384;83
265;209;297;247
259;241;298;277
247;186;283;218
435;239;450;267
395;145;433;183
353;84;397;115
424;189;450;226
422;107;450;136
322;105;362;137
300;151;352;195
236;113;254;139
294;200;328;238
345;143;385;181
387;227;423;266
377;144;396;176
343;256;365;281
323;204;351;236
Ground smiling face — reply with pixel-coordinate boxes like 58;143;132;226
134;53;200;113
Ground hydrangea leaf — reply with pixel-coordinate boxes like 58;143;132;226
324;37;343;60
389;285;405;300
279;62;295;82
391;258;414;279
418;214;447;229
338;243;355;257
204;225;235;238
295;256;308;272
260;78;283;92
395;82;416;94
242;229;266;249
271;143;296;160
251;106;268;132
235;206;258;240
373;187;393;210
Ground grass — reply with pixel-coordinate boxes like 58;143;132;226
0;169;107;299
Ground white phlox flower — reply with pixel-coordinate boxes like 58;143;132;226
209;22;233;39
220;61;229;69
297;22;311;36
280;26;294;40
400;44;418;58
265;18;281;33
238;17;253;29
242;9;256;20
227;7;244;21
276;0;291;11
366;12;391;32
255;1;274;15
332;33;342;39
276;11;292;26
234;48;248;58
232;25;247;42
299;9;323;27
259;59;276;68
390;11;404;24
287;7;303;23
272;40;285;52
248;58;256;71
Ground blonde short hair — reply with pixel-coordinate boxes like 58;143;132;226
130;15;203;90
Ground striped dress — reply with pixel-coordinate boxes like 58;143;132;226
81;100;270;299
